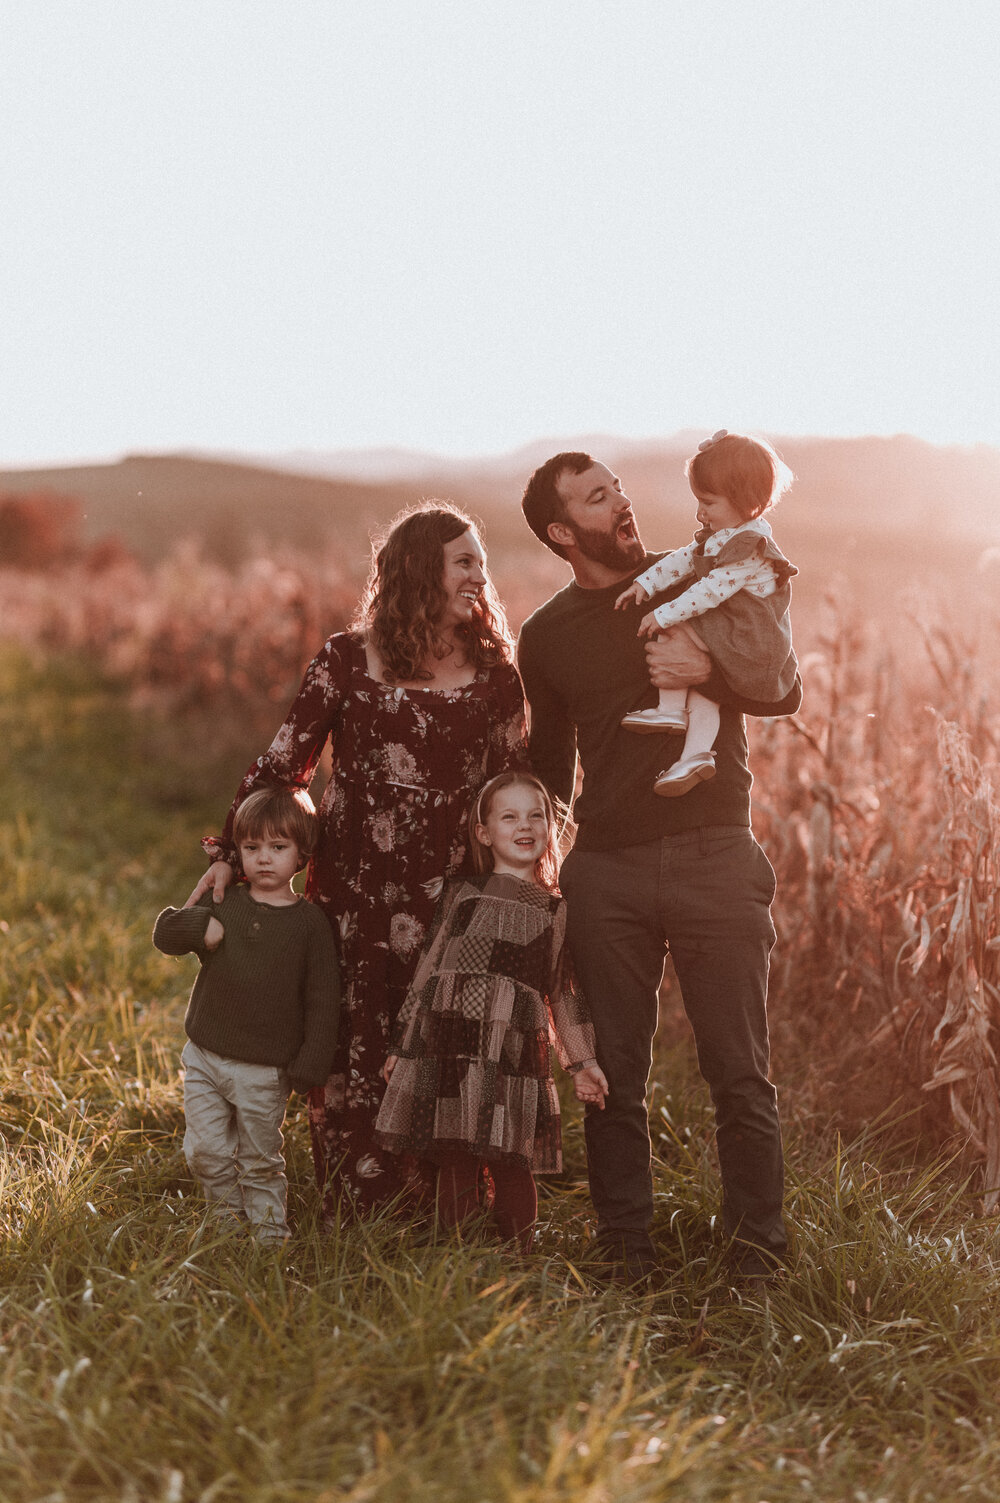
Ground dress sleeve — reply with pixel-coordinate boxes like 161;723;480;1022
546;900;599;1074
484;660;529;779
651;557;777;630
202;636;352;868
152;894;216;956
635;542;698;598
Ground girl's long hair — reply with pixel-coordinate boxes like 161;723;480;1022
353;502;514;683
468;772;565;892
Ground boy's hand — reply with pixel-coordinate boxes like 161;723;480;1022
614;580;648;611
382;1054;399;1084
636;610;661;639
204;916;225;951
185;860;234;907
572;1061;609;1109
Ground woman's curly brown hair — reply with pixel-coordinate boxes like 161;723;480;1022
353;502;515;683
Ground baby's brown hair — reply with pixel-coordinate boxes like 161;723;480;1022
686;432;793;522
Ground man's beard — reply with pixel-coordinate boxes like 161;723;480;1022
570;522;646;575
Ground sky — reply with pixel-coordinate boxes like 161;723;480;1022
2;1;999;467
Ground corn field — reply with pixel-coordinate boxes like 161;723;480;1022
3;541;999;1205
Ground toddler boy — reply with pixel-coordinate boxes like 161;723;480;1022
153;787;340;1242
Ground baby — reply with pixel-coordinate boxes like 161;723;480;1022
616;430;797;796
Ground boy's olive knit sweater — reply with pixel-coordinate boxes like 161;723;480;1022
153;887;341;1092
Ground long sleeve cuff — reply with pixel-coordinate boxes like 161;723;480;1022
287;1037;339;1090
152;905;214;956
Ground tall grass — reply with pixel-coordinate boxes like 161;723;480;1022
4;646;1000;1501
743;593;1000;1197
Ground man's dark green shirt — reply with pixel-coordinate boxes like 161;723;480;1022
516;552;802;852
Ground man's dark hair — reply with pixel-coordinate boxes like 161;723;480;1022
520;451;594;559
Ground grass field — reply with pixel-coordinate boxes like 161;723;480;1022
3;646;1000;1503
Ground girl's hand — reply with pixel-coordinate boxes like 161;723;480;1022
382;1055;399;1084
636;610;660;639
185;860;233;907
204;916;225;952
614;581;648;611
572;1062;609;1109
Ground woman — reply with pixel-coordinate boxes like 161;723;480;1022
194;504;527;1217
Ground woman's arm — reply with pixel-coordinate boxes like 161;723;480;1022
200;637;351;884
484;660;528;778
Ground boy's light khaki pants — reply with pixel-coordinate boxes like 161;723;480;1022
181;1039;291;1241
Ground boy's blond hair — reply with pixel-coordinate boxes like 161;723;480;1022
233;787;319;860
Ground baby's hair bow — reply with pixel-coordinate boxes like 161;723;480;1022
698;429;728;451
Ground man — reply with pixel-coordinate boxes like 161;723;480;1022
517;451;801;1283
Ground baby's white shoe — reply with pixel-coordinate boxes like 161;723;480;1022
653;750;717;797
620;706;689;734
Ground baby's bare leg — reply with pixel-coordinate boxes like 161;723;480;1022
656;686;688;717
653;688;720;797
679;690;720;758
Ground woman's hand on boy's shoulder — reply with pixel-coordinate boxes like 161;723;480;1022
185;860;234;908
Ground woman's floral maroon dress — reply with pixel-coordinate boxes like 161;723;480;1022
204;633;527;1217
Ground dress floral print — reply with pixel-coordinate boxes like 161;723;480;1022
204;633;527;1217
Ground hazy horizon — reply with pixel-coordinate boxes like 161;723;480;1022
7;423;1000;484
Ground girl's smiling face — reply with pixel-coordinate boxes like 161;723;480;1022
475;782;551;879
691;486;746;534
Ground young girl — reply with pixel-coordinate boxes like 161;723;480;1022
375;772;608;1254
615;429;798;797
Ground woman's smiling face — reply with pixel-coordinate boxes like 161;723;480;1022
437;528;488;629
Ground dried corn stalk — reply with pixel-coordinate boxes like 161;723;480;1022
917;717;1000;1209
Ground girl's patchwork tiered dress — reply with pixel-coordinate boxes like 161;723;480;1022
375;871;597;1174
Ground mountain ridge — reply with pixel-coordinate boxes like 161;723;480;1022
3;434;998;576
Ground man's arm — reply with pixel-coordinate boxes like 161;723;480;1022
645;630;802;718
516;632;578;807
710;669;802;718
